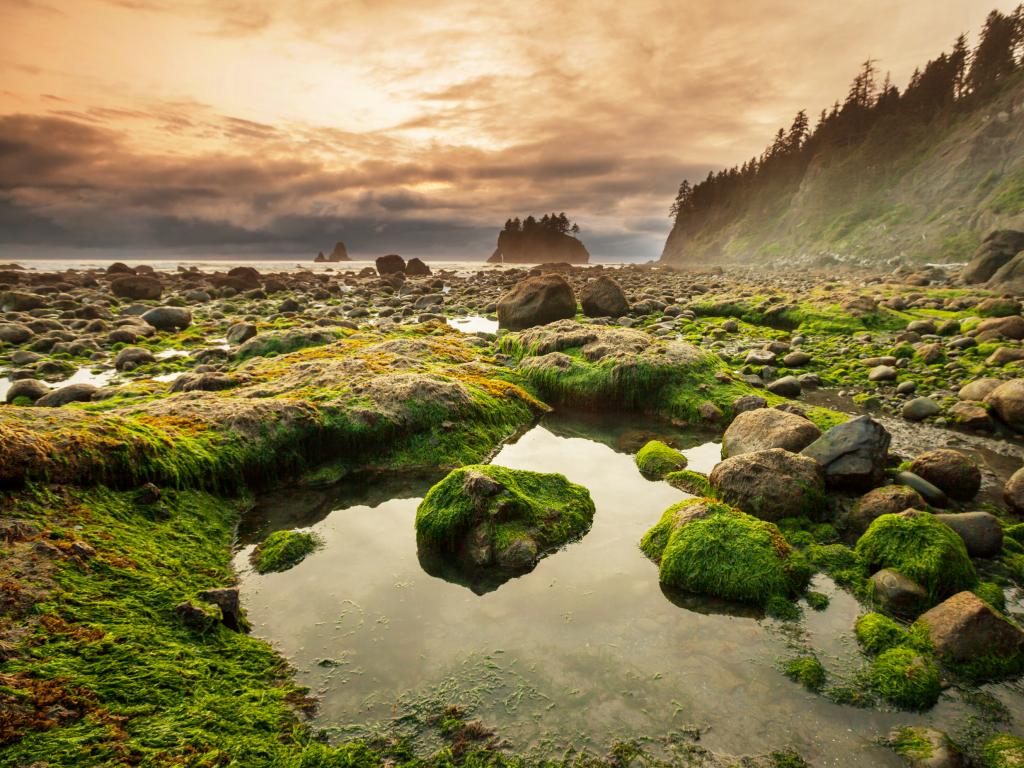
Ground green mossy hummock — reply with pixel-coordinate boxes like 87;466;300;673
251;530;321;574
635;440;688;478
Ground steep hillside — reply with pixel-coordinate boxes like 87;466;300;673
661;68;1024;268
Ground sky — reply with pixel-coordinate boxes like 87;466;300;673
0;0;1017;261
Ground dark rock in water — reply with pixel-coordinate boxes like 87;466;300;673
488;227;589;264
869;568;928;616
801;415;890;491
36;382;97;407
934;512;1003;558
197;587;249;632
376;254;406;275
708;448;825;521
962;229;1024;284
141;306;192;331
405;257;431;276
849;485;924;535
4;378;50;404
915;591;1024;663
496;274;577;330
721;407;820;458
579;275;629;317
110;275;162;301
893;471;948;507
766;375;801;398
910;449;981;502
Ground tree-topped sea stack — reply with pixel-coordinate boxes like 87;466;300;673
488;213;589;264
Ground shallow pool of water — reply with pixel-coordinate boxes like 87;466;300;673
447;315;499;334
236;412;1024;764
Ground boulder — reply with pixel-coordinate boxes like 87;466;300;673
4;378;50;404
988;251;1024;293
902;395;940;421
915;591;1024;663
110;275;163;301
849;485;924;535
1;292;46;312
962;229;1024;283
869;568;928;616
226;322;257;345
496;274;577;330
984;379;1024;431
721;407;821;458
909;449;980;501
766;375;801;398
376;254;406;275
197;587;249;632
934;512;1003;558
114;346;157;371
0;323;33;344
579;276;629;317
405;257;431;277
1005;466;1024;513
801;415;890;491
888;727;964;768
35;382;98;407
975;315;1024;340
141;307;192;331
708;448;825;521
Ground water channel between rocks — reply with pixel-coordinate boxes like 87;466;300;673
235;411;1024;766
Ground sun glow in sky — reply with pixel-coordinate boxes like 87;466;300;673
0;0;1017;260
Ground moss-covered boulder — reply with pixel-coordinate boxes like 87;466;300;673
640;498;812;605
635;440;687;478
869;647;942;710
252;530;321;574
415;464;595;579
855;612;909;655
855;510;977;604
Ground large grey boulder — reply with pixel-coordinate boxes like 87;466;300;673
708;448;825;521
801;415;891;491
497;274;577;330
721;407;820;458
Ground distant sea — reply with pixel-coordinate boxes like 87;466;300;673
3;257;630;273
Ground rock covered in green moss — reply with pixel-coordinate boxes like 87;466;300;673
665;469;711;496
889;726;963;768
708;448;826;521
635;440;687;478
640;498;811;605
252;530;321;574
856;510;977;604
869;647;942;710
982;734;1024;767
856;612;909;655
415;464;595;571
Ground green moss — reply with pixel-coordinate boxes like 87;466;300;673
664;469;710;496
805;543;867;592
806;591;830;611
890;727;935;760
855;613;907;655
784;656;826;691
982;734;1024;768
252;529;321;574
415;464;595;553
642;500;811;605
868;647;942;710
974;581;1007;612
635;440;688;478
855;512;977;603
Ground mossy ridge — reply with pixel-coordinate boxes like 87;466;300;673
641;499;812;605
855;512;978;604
414;464;595;553
252;529;321;574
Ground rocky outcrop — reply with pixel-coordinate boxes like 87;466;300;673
488;229;589;264
315;241;350;262
963;230;1024;283
375;254;405;275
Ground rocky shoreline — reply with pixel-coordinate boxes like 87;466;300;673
5;255;1024;766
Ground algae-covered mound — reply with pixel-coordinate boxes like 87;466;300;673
639;498;812;605
868;647;942;710
635;440;688;478
252;530;321;574
855;510;977;603
415;464;595;572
